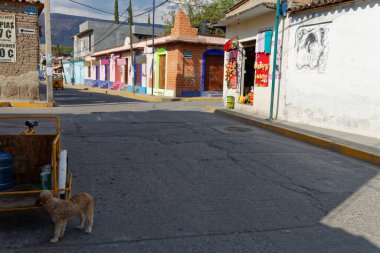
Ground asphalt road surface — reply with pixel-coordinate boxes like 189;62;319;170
0;87;379;252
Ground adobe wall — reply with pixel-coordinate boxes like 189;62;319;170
0;3;40;100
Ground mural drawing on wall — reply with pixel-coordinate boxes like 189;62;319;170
295;23;329;72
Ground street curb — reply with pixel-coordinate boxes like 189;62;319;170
64;84;222;102
0;101;55;108
215;109;380;166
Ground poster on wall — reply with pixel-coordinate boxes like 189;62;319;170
254;53;270;87
0;14;16;62
295;23;329;72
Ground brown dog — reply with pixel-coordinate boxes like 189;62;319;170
36;190;94;243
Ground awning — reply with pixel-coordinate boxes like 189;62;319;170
216;3;275;26
84;61;91;66
92;61;99;66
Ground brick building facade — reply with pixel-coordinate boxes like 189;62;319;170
85;10;225;97
0;0;43;100
147;10;225;97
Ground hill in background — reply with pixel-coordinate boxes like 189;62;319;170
38;13;113;47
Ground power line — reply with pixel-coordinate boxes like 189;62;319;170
67;0;153;17
67;0;126;17
74;0;169;56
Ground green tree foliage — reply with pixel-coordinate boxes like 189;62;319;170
162;0;239;35
114;0;119;24
52;45;73;57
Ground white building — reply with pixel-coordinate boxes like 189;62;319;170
219;0;380;139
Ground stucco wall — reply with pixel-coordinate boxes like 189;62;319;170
284;0;380;138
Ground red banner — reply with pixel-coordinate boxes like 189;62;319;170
254;53;270;87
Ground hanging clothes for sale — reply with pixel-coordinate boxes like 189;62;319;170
264;30;273;54
255;32;265;53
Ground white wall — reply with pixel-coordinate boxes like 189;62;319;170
284;0;380;138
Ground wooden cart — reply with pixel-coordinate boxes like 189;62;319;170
0;116;72;212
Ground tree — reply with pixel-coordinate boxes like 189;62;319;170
114;0;119;24
162;0;239;35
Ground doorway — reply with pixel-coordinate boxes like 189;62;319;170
135;63;142;86
159;54;166;89
105;64;110;81
204;55;224;91
115;62;121;82
124;59;129;84
242;42;256;105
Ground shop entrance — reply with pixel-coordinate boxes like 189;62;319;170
241;42;256;105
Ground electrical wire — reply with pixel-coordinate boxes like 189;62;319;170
73;0;169;56
67;0;154;17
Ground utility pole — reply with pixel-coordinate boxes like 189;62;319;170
45;0;53;104
128;0;135;94
151;0;155;96
269;0;281;120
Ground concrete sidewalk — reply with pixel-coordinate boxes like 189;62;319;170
215;109;380;166
64;84;222;102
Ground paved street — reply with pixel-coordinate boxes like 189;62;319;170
0;88;380;252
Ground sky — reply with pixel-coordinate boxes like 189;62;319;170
44;0;177;24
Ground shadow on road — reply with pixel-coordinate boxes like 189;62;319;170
0;109;379;252
41;85;146;106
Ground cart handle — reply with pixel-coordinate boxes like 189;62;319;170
0;115;60;134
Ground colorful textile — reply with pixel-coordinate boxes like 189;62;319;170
264;31;273;54
255;32;265;53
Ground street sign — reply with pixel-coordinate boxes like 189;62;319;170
19;28;35;35
184;51;193;59
24;6;37;15
0;14;16;62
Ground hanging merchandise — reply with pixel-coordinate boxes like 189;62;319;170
224;37;239;52
255;32;265;53
225;59;237;89
254;53;270;87
264;30;273;54
235;44;244;93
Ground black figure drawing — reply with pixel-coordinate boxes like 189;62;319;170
295;24;329;72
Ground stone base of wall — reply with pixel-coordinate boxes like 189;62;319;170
0;71;39;100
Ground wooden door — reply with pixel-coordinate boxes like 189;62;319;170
205;55;224;91
115;62;121;82
159;55;166;89
124;59;129;84
136;64;142;86
105;65;110;81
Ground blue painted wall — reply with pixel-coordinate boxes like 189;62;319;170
62;60;85;85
